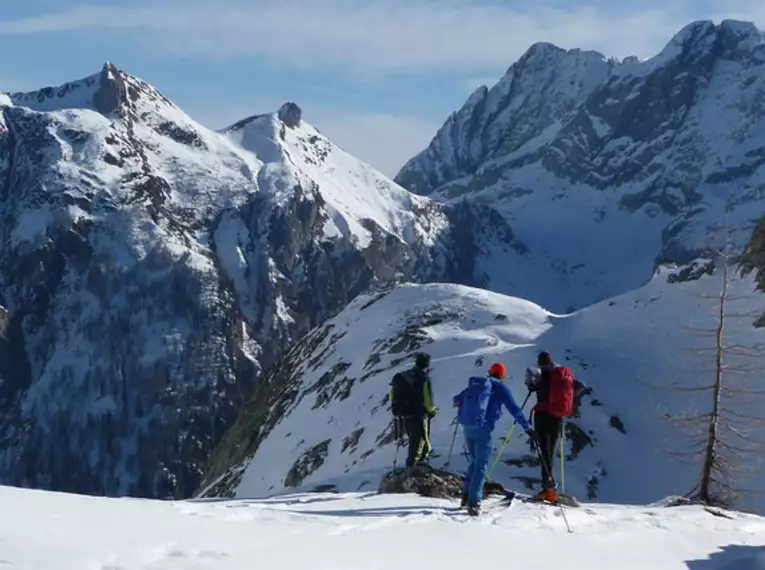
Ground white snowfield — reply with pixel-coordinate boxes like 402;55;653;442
2;485;765;569
221;264;765;515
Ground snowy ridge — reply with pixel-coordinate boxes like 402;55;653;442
221;107;445;248
201;266;765;514
396;42;618;196
4;485;765;569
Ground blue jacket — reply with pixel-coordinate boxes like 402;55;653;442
453;378;531;433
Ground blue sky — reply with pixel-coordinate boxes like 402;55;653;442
0;0;763;176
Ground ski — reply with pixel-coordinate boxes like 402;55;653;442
444;490;580;520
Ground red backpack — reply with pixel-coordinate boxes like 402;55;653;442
546;365;575;418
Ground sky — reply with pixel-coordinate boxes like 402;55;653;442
0;0;764;177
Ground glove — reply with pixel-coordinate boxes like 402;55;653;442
428;407;438;418
525;428;539;444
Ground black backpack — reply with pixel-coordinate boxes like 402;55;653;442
571;378;591;417
390;370;417;416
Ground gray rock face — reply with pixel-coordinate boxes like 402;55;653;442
377;464;507;500
395;43;618;196
93;62;127;116
278;102;302;129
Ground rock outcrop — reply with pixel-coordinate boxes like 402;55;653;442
378;464;507;500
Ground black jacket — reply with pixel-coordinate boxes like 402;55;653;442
389;366;436;417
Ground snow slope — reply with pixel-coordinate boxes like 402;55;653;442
3;485;765;569
201;262;765;515
221;108;443;249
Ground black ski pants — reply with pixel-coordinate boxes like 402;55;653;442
534;411;563;490
404;415;431;467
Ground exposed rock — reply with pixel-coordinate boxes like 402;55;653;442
0;306;8;340
285;440;331;487
609;415;627;434
666;260;716;283
93;62;127;116
377;464;507;500
278;102;302;128
342;428;364;454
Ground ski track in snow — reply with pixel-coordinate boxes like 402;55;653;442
2;485;765;569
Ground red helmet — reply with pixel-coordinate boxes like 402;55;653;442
488;362;507;379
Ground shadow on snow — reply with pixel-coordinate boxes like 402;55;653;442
686;544;765;569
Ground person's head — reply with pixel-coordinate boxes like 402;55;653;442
415;352;431;370
537;351;553;368
488;362;507;380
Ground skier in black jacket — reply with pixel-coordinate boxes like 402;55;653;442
389;352;438;466
525;350;588;502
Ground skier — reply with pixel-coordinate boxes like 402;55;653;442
453;362;536;516
525;350;585;503
389;352;438;467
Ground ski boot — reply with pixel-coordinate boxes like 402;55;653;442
534;487;558;503
467;503;481;517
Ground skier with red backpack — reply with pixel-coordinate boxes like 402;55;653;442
525;350;587;503
453;362;537;516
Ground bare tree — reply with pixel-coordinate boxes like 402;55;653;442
661;225;765;508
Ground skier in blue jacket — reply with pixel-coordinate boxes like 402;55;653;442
453;362;537;516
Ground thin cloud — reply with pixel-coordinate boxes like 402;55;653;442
0;1;753;73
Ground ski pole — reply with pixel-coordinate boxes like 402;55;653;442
533;439;572;533
393;417;402;469
443;417;459;469
487;390;532;479
560;419;566;495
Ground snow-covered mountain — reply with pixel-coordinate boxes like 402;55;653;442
196;19;765;513
8;17;765;511
395;19;765;310
199;265;765;513
0;63;524;499
6;484;765;569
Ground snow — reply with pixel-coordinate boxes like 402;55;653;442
11;204;55;249
7;73;101;112
213;211;252;315
2;484;765;569
5;65;438;258
221;113;444;249
435;167;673;312
223;268;765;515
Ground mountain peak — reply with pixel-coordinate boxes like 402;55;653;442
100;61;119;79
278;101;302;128
93;61;128;115
516;40;608;70
719;18;761;38
6;62;173;118
669;19;716;45
653;19;764;65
